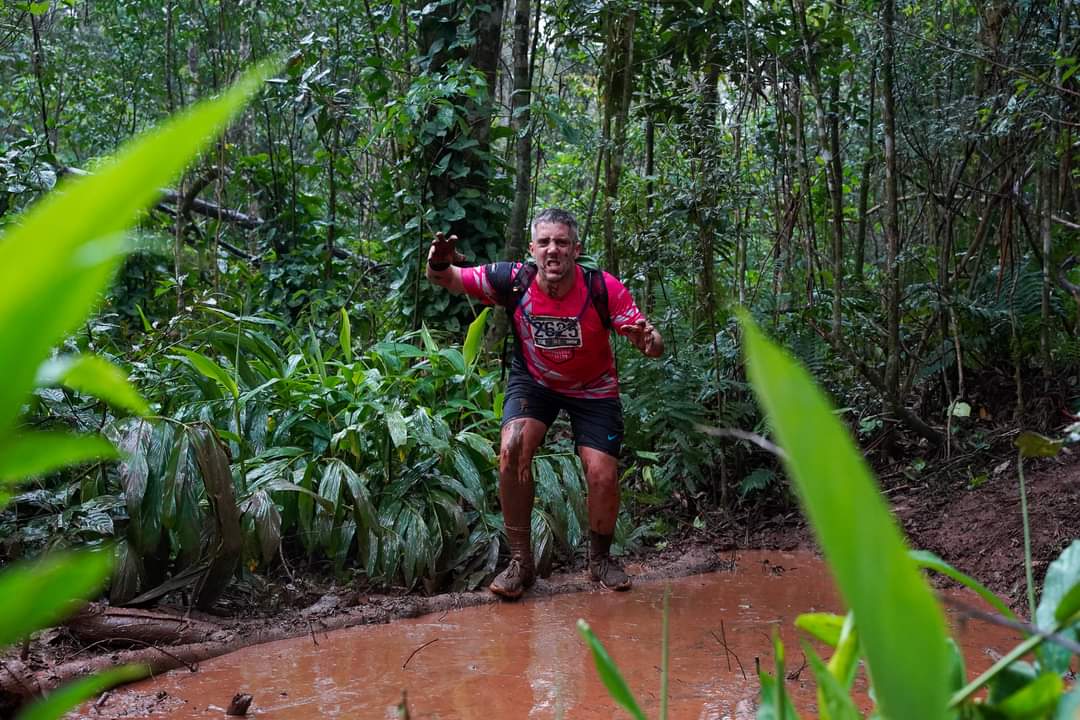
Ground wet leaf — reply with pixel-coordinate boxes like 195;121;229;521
242;490;282;564
1054;579;1080;623
949;401;971;418
0;549;113;647
340;464;378;537
339;307;352;363
0;432;118;482
910;550;1017;621
795;612;845;647
576;619;647;720
826;612;859;690
37;354;149;416
944;639;966;694
991;672;1064;718
456;431;495;462
463;307;490;368
1035;540;1080;673
449;447;484;510
387;409;408;448
803;642;860;720
175;349;239;399
15;664;147;720
1015;431;1063;458
988;661;1038;704
740;313;950;720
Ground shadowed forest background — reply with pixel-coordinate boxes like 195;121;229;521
0;0;1078;615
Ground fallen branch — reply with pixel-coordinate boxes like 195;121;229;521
66;604;227;647
59;166;264;229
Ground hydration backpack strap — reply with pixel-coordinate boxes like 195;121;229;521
584;268;612;331
491;262;537;382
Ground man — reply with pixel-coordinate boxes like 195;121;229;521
426;208;663;599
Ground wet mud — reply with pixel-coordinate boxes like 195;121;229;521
82;551;1020;719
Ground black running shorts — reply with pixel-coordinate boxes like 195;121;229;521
502;372;624;457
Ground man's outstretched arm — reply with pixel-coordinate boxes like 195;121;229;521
426;231;466;294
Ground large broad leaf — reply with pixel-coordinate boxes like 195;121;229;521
576;619;646;720
0;59;274;436
741;314;950;720
241;490;282;565
36;354;149;416
174;349;239;400
0;432;118;483
991;672;1065;718
802;642;860;720
1034;539;1080;673
339;307;353;363
463;307;490;368
910;549;1018;621
794;612;845;647
0;549;114;647
15;664;147;720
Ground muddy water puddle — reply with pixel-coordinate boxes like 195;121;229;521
89;551;1019;719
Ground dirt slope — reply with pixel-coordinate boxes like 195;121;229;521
892;452;1080;608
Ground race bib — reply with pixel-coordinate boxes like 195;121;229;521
529;315;582;348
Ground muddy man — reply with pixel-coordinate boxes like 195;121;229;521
426;208;663;599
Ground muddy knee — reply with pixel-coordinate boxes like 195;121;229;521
500;421;528;477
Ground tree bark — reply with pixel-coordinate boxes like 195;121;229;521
601;8;637;274
881;0;902;409
505;0;533;260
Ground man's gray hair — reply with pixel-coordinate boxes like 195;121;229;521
530;208;579;243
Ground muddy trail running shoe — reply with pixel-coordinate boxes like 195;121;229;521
489;558;535;600
590;555;632;591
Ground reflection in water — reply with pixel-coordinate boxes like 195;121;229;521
84;551;1020;719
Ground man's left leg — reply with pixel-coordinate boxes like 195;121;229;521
568;391;631;591
578;446;631;590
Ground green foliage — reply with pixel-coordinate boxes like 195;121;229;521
740;316;1079;719
741;313;951;720
0;56;271;717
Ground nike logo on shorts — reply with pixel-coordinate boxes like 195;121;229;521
607;434;619;441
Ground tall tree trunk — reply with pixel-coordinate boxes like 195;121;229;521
1040;169;1053;377
643;115;655;314
30;12;53;155
793;0;845;338
881;0;902;408
505;0;533;260
854;61;877;284
792;80;818;305
695;61;721;331
601;8;636;274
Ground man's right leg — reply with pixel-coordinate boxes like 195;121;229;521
491;418;548;599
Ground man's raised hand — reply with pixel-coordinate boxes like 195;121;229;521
428;231;465;270
620;319;663;358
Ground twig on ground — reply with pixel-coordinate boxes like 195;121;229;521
786;653;807;681
402;639;439;670
693;425;788;461
712;621;748;681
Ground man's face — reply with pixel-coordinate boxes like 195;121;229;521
529;222;580;285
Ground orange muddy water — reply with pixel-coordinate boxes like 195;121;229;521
88;551;1019;719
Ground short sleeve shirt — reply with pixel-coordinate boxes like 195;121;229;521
460;263;646;399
